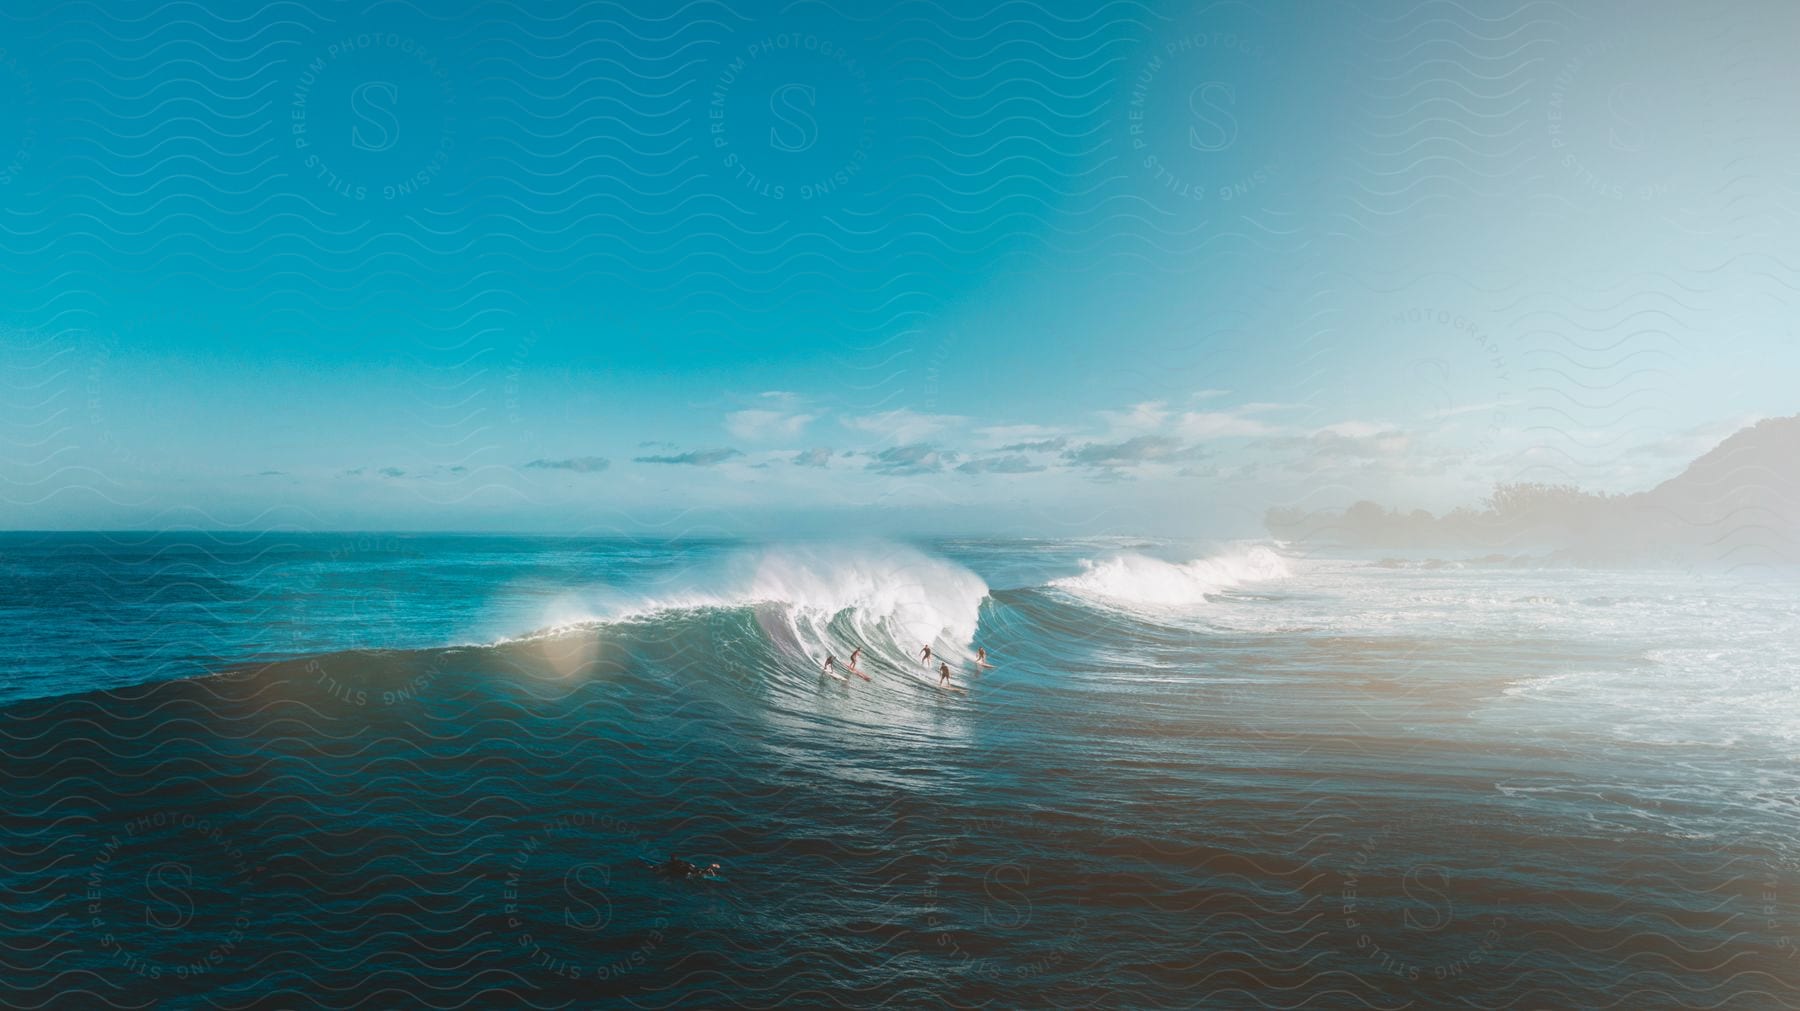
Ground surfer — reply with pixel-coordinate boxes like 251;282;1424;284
975;647;993;668
823;654;838;675
938;661;952;688
649;856;719;880
920;644;932;665
846;646;870;680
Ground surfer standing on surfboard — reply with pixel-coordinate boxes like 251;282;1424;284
920;645;932;665
975;647;993;668
846;647;870;680
938;661;952;688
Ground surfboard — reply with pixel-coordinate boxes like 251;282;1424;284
823;668;848;682
937;682;967;693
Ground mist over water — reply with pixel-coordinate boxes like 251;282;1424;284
1;533;1792;1006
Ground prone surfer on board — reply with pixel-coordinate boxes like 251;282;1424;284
651;856;720;880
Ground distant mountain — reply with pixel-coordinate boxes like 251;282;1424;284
1266;415;1800;567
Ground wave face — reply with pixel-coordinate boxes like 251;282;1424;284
1049;544;1290;607
1;534;1795;1008
597;542;987;665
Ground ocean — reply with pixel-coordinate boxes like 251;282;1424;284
1;532;1794;1007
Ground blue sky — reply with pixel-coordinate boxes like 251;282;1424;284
2;0;1797;534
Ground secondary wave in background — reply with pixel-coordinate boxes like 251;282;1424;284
1048;543;1291;607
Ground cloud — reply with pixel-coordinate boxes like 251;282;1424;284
1175;410;1277;439
998;437;1067;453
1426;401;1503;421
867;443;957;475
793;447;833;468
633;448;744;466
727;408;817;440
973;423;1065;451
1315;420;1392;440
1096;401;1171;436
525;456;610;473
1255;424;1431;476
957;454;1045;475
843;409;964;443
1064;435;1207;468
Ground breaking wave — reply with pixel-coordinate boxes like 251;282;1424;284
502;542;990;669
1048;544;1291;608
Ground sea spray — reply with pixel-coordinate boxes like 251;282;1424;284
1050;543;1290;607
504;542;989;665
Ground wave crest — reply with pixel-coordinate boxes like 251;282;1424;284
513;543;989;665
1050;545;1290;607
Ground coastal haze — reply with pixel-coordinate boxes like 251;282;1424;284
2;0;1799;1008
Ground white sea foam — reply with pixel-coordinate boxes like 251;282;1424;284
1050;544;1290;607
501;543;989;664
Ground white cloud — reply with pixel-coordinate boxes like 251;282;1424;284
1427;401;1504;420
1175;410;1277;439
727;408;817;440
972;423;1066;450
1096;401;1171;436
842;409;964;443
1314;420;1393;440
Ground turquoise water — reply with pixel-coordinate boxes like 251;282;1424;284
1;533;1794;1006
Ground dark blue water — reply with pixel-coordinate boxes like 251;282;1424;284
1;533;1794;1007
